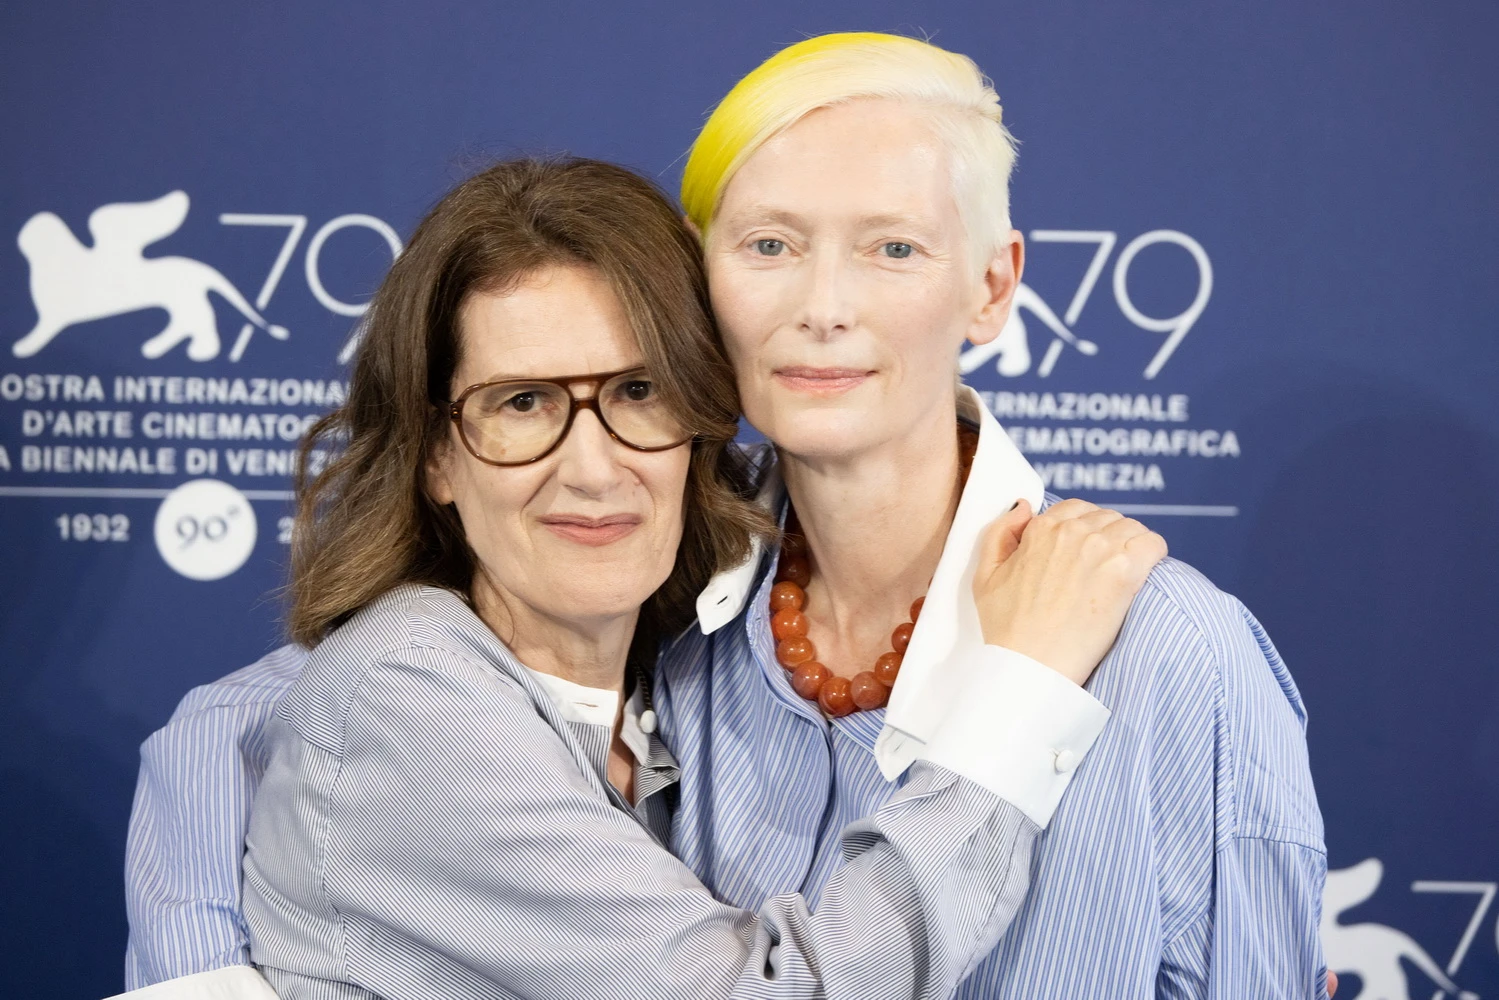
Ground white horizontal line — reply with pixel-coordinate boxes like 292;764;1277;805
0;486;295;501
0;487;1234;516
1109;504;1239;516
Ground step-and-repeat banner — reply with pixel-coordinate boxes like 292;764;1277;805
2;3;1495;997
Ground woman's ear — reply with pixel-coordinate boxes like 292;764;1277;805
966;231;1025;348
425;435;456;506
683;214;704;244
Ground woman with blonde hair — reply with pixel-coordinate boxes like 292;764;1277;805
662;30;1329;999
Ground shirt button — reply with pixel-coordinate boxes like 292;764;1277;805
1053;749;1078;774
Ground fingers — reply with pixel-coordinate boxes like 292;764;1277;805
1097;525;1167;596
977;499;1034;579
1124;528;1168;572
1036;497;1099;522
1098;513;1150;545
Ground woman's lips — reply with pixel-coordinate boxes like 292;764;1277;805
773;367;872;395
539;514;642;546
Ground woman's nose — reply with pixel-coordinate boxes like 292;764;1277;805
553;407;627;497
796;250;856;340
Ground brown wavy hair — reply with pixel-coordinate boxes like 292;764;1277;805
288;157;770;648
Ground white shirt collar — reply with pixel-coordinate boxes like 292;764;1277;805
695;456;781;633
693;386;1045;779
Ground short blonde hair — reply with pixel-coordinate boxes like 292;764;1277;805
681;32;1018;265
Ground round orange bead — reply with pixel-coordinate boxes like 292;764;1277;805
849;671;889;711
777;554;811;588
769;581;805;612
789;660;830;700
781;532;807;557
890;621;914;654
775;636;816;668
909;597;924;622
873;651;903;687
771;608;808;641
818;675;855;717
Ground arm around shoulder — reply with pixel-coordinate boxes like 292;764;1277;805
244;643;1048;1000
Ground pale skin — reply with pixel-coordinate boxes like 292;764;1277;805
703;96;1167;685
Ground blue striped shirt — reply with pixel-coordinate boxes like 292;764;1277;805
125;645;308;985
244;584;1048;999
659;512;1328;998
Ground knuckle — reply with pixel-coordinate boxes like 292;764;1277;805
1060;517;1091;541
1048;497;1093;517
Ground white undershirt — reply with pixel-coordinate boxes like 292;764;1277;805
520;666;650;764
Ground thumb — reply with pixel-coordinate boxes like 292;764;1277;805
978;499;1033;579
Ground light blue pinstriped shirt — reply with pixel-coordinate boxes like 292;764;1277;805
659;398;1326;998
124;422;1327;997
660;527;1328;998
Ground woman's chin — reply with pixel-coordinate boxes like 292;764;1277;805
541;584;656;624
760;411;883;462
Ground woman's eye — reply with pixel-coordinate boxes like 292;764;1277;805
505;392;537;413
882;242;914;259
753;239;785;256
622;380;653;402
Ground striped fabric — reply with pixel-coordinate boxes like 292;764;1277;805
657;496;1330;999
238;584;1047;999
125;645;308;987
123;455;1327;998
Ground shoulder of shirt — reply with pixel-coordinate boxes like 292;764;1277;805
163;642;310;722
1104;555;1263;698
277;583;529;754
1038;494;1248;675
1131;555;1276;675
1136;557;1322;846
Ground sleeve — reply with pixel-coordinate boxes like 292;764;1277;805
917;645;1110;826
1154;586;1329;1000
1156;837;1329;1000
123;647;305;990
269;650;1045;1000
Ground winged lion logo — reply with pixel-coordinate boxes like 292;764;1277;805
12;190;287;361
1323;858;1479;1000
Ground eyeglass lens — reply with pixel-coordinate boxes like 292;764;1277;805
459;371;687;464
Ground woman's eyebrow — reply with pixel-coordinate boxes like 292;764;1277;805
717;206;809;231
855;212;932;232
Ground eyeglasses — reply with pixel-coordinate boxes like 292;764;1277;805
445;366;693;466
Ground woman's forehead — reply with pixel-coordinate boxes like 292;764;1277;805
717;101;955;230
456;267;642;382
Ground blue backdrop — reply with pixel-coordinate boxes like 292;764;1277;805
2;3;1495;997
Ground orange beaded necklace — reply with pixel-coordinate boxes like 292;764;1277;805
769;425;979;718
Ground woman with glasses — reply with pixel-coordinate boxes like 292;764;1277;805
215;157;1157;1000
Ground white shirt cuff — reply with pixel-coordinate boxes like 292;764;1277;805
105;966;280;1000
917;645;1110;828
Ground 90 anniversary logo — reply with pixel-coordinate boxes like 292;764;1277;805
3;190;400;580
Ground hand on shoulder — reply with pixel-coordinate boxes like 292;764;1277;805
973;498;1167;686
